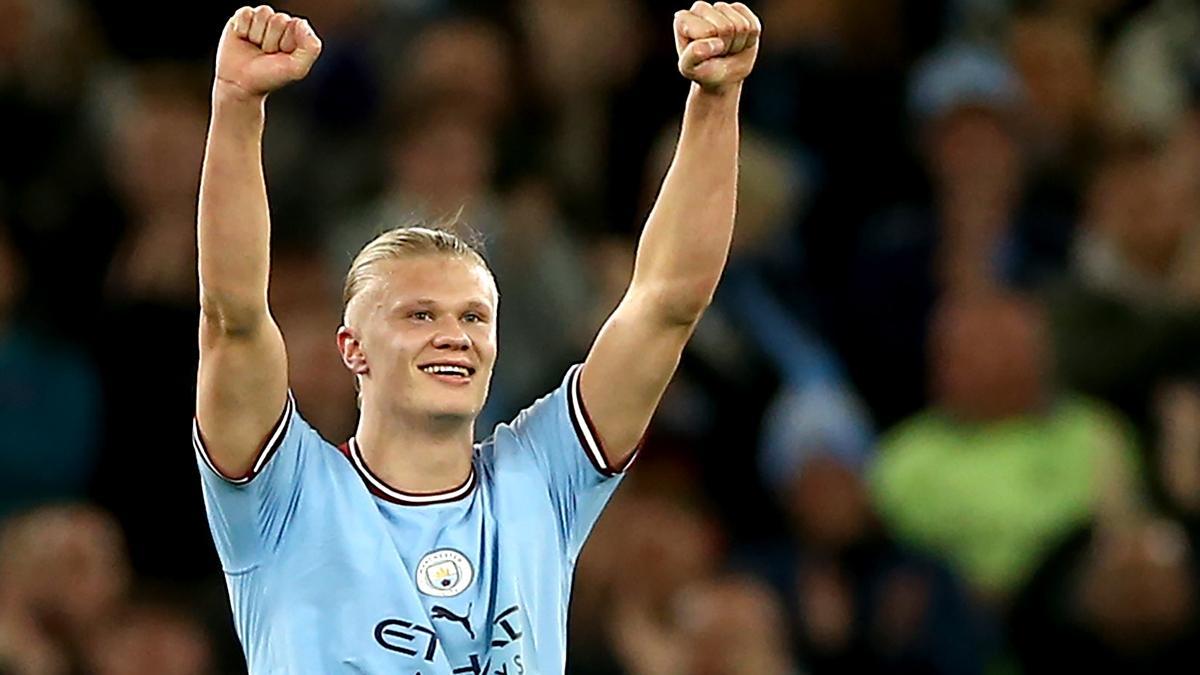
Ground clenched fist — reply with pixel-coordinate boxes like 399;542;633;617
674;2;761;92
215;5;322;99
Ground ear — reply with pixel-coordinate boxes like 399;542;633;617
336;326;369;375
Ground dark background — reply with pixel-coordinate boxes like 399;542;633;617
3;0;1200;673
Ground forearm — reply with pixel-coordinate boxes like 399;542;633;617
197;85;272;333
630;82;741;323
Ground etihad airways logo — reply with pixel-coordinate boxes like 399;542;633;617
374;603;526;674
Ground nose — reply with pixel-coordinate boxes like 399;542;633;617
431;323;471;351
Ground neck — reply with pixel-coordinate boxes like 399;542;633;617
354;400;475;494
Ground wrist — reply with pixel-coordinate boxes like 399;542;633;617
210;82;268;140
685;81;741;121
690;80;743;99
212;79;268;110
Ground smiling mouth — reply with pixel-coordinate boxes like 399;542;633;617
418;364;475;381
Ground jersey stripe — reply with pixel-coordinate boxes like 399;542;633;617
566;364;638;477
193;391;295;485
345;437;477;505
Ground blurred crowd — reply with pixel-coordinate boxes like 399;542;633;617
3;0;1200;673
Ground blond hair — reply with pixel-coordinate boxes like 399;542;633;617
342;219;491;320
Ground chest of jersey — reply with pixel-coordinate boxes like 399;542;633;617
265;460;565;674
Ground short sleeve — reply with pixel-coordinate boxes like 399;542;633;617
501;365;636;561
192;392;324;572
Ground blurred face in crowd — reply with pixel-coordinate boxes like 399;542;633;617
930;293;1050;422
1086;148;1195;277
0;506;130;631
927;106;1022;205
1077;518;1195;649
1012;10;1099;139
343;255;498;426
786;454;872;551
89;604;213;675
519;0;645;99
607;492;722;607
677;577;795;675
390;111;495;213
1009;11;1098;146
109;80;207;214
408;19;513;128
271;252;357;440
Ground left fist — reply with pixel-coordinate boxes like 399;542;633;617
675;2;761;92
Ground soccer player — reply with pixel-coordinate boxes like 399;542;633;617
193;3;760;673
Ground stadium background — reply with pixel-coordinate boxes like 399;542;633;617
3;0;1200;672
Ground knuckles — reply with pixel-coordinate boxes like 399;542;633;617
676;4;760;42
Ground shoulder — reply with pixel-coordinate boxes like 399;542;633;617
492;366;586;444
1054;394;1139;452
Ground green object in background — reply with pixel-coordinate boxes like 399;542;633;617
870;395;1140;599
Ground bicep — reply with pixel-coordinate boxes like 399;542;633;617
580;290;696;465
196;312;289;478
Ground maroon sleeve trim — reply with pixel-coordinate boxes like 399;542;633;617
566;365;639;478
193;392;295;485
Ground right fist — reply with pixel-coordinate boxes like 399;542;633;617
215;5;322;99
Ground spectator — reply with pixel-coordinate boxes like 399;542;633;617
1156;382;1200;520
1102;0;1200;142
1047;119;1200;432
1007;5;1103;218
870;291;1143;603
269;244;357;443
614;575;801;675
86;598;214;675
570;470;724;675
845;43;1074;428
749;378;990;675
515;0;650;206
0;505;130;674
1008;514;1200;673
0;222;101;518
89;63;215;583
0;0;122;335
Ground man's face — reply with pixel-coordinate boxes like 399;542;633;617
931;295;1047;422
343;255;498;424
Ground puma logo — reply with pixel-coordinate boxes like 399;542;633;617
431;603;475;640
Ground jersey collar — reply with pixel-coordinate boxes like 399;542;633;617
343;437;476;506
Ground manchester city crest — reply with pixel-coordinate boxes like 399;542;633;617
415;549;474;597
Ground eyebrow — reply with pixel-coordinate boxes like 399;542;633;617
395;298;493;313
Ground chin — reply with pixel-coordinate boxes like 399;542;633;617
421;399;483;423
424;409;479;430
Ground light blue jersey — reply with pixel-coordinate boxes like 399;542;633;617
193;365;632;674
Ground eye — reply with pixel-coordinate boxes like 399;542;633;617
462;312;484;324
410;310;434;321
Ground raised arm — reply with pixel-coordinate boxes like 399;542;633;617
196;6;321;476
580;2;760;465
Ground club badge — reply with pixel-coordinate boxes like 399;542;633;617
416;549;473;597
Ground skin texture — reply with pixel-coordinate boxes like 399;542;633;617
195;2;759;492
335;256;499;490
195;6;320;477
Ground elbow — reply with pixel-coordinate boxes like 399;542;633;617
633;279;716;327
662;291;714;326
199;289;268;337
